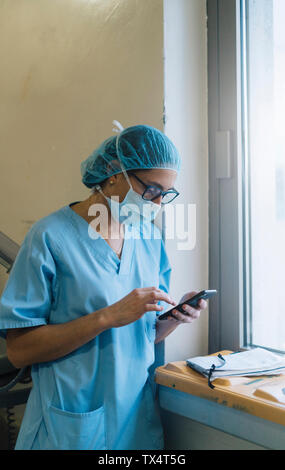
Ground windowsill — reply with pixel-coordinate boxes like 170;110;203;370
155;352;285;450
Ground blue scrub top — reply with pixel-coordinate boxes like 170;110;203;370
0;203;172;450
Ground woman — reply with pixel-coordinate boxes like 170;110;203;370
0;123;207;450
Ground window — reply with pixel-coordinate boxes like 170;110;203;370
242;0;285;352
208;0;285;354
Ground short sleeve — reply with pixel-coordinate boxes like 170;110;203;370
0;226;57;339
156;238;172;316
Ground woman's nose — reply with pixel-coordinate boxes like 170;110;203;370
152;195;163;205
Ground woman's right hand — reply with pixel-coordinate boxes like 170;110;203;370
104;287;177;328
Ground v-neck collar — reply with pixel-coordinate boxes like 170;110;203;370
62;202;134;276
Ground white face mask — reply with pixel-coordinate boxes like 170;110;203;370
95;175;161;227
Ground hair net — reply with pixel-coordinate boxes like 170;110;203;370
81;123;181;188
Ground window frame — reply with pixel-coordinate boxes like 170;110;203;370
208;0;245;353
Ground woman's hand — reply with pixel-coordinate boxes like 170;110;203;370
106;287;176;328
168;291;207;325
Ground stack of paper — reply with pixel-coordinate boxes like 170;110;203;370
186;348;285;387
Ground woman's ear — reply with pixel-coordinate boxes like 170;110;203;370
107;173;119;186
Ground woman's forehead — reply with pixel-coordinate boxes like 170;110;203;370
133;168;177;179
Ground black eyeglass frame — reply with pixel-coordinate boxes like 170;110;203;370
128;172;180;204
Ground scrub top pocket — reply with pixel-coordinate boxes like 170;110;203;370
45;404;107;450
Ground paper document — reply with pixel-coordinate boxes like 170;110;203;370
186;348;285;387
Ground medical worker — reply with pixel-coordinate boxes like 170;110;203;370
0;123;207;450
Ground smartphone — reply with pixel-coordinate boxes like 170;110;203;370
158;289;217;320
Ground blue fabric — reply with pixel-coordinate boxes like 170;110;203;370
81;125;181;187
0;204;172;450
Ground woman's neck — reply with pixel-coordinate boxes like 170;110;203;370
71;193;124;240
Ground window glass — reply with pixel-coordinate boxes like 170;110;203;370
243;0;285;351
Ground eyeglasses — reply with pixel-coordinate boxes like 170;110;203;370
128;172;180;204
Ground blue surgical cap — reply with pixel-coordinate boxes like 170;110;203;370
81;124;181;188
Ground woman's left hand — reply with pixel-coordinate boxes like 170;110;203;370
169;291;207;324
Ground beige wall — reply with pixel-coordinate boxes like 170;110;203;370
0;0;164;244
0;0;164;353
163;0;208;362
